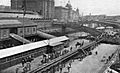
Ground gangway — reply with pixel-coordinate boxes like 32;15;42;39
10;33;31;44
37;30;56;39
29;38;104;73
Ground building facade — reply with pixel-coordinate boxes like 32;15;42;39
0;18;37;40
11;0;55;19
54;6;69;23
54;1;80;23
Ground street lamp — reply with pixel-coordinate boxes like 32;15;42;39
22;0;26;44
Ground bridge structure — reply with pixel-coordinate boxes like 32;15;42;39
27;32;120;73
53;22;102;37
29;37;104;73
79;20;120;29
98;48;120;73
53;20;120;38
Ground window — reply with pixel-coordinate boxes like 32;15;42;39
33;27;36;32
27;28;29;33
20;29;23;33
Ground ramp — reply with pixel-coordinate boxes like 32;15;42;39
37;30;56;39
10;33;31;44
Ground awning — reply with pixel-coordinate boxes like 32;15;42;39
49;36;69;44
49;42;63;47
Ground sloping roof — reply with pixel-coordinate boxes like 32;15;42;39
49;42;63;46
0;40;48;58
0;20;21;25
0;13;43;19
10;33;31;44
49;36;69;44
0;36;69;59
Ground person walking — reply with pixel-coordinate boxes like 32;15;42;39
95;51;98;55
59;66;63;73
70;47;73;51
21;58;25;67
67;64;71;73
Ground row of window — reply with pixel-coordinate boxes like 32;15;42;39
0;27;37;40
18;27;36;36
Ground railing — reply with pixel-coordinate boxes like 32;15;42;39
98;48;119;73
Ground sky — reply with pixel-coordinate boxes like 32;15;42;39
0;0;120;16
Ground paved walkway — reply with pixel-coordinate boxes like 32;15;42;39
55;44;118;73
1;39;89;73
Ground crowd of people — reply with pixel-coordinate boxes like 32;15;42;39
15;39;85;73
41;49;70;64
16;55;34;73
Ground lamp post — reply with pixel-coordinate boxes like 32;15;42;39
22;0;26;44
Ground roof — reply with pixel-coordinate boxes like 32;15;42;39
0;18;37;28
49;36;69;44
96;27;105;29
10;33;31;44
0;40;48;59
49;42;63;46
0;13;43;19
0;36;69;59
0;20;21;25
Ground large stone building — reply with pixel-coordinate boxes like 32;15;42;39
11;0;55;19
54;6;69;23
54;1;80;23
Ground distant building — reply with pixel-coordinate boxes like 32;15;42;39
11;0;55;19
84;15;106;21
54;1;80;23
0;5;11;10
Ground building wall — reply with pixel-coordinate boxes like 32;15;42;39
11;0;55;19
17;26;37;36
54;6;80;23
54;7;62;21
0;26;37;40
34;20;52;29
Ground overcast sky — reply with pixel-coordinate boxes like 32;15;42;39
0;0;120;16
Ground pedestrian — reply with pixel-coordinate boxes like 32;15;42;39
81;41;84;46
69;62;71;68
26;62;31;71
16;67;19;73
59;66;63;73
95;51;98;55
70;47;73;51
108;56;111;61
67;64;71;73
21;58;25;67
23;66;27;73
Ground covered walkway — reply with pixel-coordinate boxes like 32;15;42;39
10;33;31;44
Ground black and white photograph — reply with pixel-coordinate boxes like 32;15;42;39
0;0;120;73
